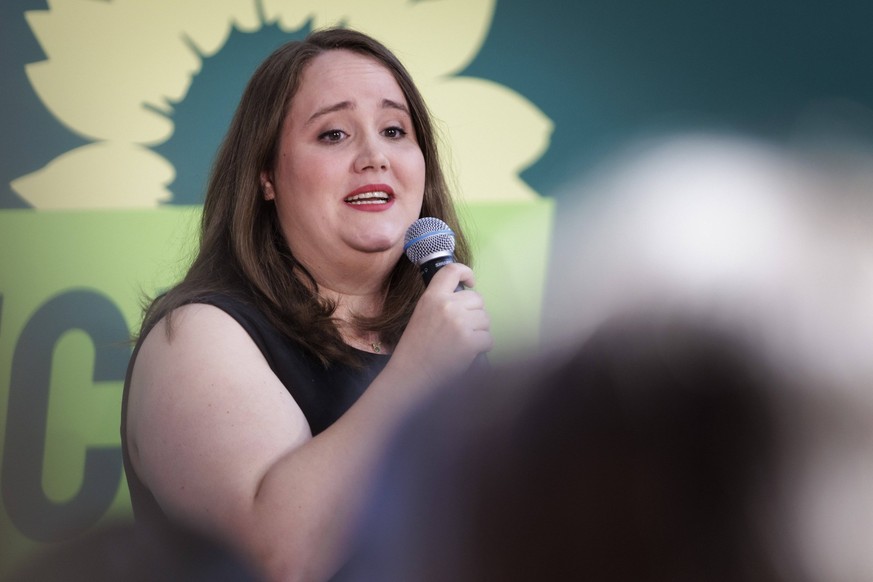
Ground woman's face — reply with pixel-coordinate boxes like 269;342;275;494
263;49;426;281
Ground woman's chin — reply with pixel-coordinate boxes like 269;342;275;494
347;232;404;255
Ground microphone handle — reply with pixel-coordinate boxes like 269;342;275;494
418;254;489;372
419;254;465;292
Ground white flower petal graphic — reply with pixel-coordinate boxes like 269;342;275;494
264;0;496;82
265;0;497;79
260;0;315;32
427;77;553;201
12;142;173;209
346;0;496;79
25;0;260;144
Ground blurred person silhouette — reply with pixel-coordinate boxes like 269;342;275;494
541;134;873;582
338;134;873;582
339;312;804;582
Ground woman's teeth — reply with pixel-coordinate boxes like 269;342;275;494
346;191;390;205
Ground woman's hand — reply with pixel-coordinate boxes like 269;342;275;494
391;262;493;386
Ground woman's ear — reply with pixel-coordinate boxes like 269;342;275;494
260;171;276;201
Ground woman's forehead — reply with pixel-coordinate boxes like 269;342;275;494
291;50;406;114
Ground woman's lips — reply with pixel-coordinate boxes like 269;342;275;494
344;185;395;210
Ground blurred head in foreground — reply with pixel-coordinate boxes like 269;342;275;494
544;133;873;385
342;313;803;582
540;134;873;582
340;134;873;582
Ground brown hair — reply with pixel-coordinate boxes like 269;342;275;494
140;27;470;366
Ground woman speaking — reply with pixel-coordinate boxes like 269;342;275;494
121;27;492;582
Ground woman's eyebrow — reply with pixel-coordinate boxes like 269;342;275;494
305;99;409;126
382;98;410;115
306;101;353;126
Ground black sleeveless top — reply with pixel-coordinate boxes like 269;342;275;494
120;293;390;530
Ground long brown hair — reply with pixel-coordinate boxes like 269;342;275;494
140;27;470;366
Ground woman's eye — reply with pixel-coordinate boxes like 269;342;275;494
383;126;407;139
319;129;346;143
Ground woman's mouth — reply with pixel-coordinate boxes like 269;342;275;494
345;191;392;205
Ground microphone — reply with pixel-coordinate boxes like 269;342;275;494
403;217;464;291
405;217;489;372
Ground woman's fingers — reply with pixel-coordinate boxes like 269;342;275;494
427;262;476;292
395;262;492;378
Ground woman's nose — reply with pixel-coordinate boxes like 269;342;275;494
354;137;389;172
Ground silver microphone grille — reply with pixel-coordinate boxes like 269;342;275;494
404;217;456;265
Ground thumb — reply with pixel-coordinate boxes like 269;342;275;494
426;262;475;293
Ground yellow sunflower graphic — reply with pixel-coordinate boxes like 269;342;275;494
15;0;552;209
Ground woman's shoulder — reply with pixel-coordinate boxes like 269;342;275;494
143;301;258;357
145;291;269;345
148;292;311;382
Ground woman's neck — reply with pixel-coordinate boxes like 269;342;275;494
299;249;396;314
291;246;399;352
322;286;388;354
318;283;383;321
302;258;393;352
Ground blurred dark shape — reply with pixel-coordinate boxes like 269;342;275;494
3;520;264;582
337;133;873;582
340;313;806;582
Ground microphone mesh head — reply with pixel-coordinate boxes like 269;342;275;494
404;217;456;265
